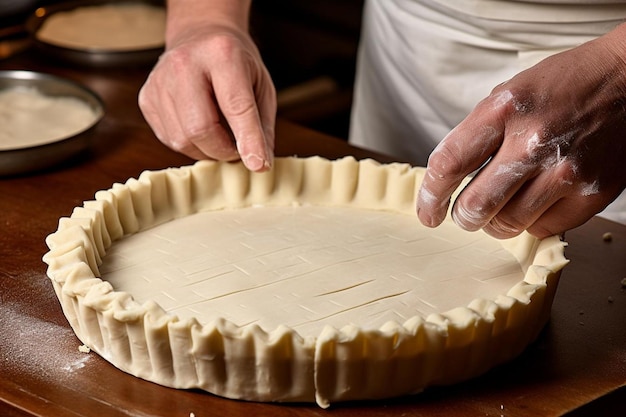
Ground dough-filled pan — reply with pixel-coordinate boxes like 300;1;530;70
25;0;165;67
0;70;104;176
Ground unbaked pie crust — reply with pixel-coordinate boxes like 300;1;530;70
43;156;568;407
36;3;165;51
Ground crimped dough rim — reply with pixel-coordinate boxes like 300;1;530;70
43;156;568;407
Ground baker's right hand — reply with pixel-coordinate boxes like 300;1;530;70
139;22;276;172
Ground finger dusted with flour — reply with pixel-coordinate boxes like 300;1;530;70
417;24;626;239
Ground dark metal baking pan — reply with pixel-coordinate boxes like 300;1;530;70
0;70;104;176
25;0;165;67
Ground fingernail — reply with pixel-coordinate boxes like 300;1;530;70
243;154;266;171
417;208;434;227
417;186;449;227
265;146;274;169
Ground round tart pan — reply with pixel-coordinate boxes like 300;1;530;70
0;70;104;176
25;0;165;67
43;157;569;407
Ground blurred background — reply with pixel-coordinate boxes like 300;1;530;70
1;0;365;140
251;0;364;140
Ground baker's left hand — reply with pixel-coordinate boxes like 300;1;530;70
417;24;626;239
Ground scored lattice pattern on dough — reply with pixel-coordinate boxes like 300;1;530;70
101;205;523;335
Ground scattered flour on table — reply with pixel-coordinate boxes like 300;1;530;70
0;301;93;380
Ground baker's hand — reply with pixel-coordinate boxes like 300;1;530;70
417;25;626;239
139;24;276;171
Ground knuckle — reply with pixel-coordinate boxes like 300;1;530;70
137;86;154;113
452;188;496;230
167;136;190;153
487;213;525;238
526;222;557;239
553;159;580;183
183;121;221;143
160;47;194;73
490;83;537;115
222;94;256;118
177;113;206;139
428;141;465;180
137;90;148;110
210;34;241;59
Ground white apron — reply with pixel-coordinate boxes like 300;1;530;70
349;0;626;224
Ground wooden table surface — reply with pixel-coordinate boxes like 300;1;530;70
1;49;624;417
